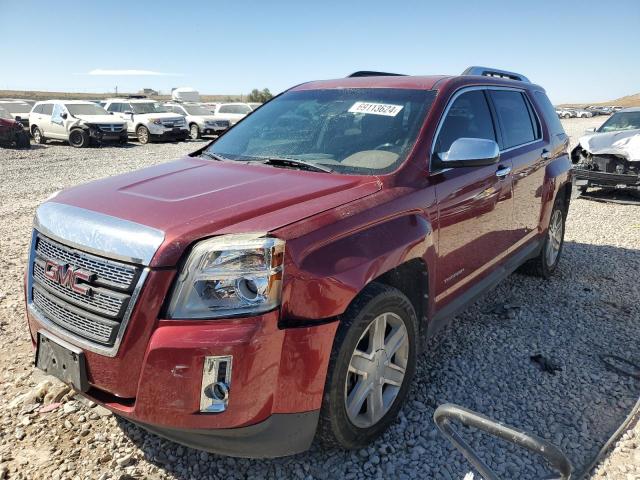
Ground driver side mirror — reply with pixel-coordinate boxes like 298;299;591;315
435;138;500;168
124;110;134;116
61;112;68;120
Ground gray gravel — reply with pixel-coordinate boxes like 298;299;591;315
0;122;639;479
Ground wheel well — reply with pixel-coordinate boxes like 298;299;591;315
372;259;428;344
558;181;572;213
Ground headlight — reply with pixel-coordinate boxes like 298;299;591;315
167;234;285;319
149;118;163;125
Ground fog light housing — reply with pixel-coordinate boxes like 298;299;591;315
200;355;232;413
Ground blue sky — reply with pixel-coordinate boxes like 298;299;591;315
1;0;639;103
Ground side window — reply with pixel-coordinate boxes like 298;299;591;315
41;104;53;116
435;90;496;155
107;103;120;113
534;91;565;137
33;104;42;114
52;103;64;123
489;90;536;149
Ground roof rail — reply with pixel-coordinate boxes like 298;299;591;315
462;66;530;83
347;71;406;78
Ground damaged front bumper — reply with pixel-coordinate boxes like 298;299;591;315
573;167;640;190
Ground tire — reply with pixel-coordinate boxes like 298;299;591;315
68;128;90;148
189;123;201;140
520;192;567;278
136;125;151;144
15;132;31;149
317;283;418;450
32;126;45;144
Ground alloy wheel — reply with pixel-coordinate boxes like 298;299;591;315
345;312;409;428
545;208;563;267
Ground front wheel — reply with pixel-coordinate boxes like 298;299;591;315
136;125;150;144
69;128;90;148
521;193;566;278
317;283;418;449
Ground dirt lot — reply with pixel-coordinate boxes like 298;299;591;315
0;118;639;479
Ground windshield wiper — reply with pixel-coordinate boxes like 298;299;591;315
253;156;334;173
199;151;227;162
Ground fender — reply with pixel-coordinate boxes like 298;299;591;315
280;211;434;322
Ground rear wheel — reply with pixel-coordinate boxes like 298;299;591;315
521;193;566;278
189;123;201;140
317;283;417;449
136;125;150;144
15;132;31;149
69;128;90;148
32;126;45;144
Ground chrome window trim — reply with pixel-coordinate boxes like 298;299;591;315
27;230;150;357
34;202;164;266
428;85;544;172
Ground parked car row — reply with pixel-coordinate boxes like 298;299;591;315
0;96;259;148
554;105;623;119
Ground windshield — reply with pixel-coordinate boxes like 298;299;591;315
0;106;11;120
66;103;109;116
598;111;640;132
0;102;30;114
131;102;167;114
206;88;436;175
219;104;252;114
184;105;213;116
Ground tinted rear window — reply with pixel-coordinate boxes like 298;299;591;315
490;90;536;149
534;91;565;136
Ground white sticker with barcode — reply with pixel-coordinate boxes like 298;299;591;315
348;102;403;117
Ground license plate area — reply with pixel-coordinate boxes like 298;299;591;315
36;332;89;392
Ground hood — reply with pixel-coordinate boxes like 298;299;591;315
73;114;126;124
135;112;183;120
0;117;20;128
51;157;381;266
579;129;640;161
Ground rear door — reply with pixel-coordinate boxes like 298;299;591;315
487;89;546;248
433;88;514;305
38;103;54;136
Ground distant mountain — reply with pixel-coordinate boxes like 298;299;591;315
561;92;640;108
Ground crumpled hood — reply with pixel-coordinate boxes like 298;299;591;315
73;114;125;124
51;157;381;266
579;129;640;161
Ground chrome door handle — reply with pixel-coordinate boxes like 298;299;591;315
541;149;551;160
495;166;511;178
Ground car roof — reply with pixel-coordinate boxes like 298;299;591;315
103;98;155;103
291;73;543;93
35;100;99;105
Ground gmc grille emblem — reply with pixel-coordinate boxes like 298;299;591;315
44;260;93;296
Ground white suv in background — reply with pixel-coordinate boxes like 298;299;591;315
29;100;128;148
101;98;189;144
210;102;253;125
163;102;230;139
0;100;32;129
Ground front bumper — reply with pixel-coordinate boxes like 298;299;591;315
26;277;338;456
573;167;640;189
150;128;189;141
132;411;319;458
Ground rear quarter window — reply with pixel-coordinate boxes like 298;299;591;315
534;91;566;137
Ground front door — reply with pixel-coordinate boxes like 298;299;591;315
49;103;68;139
431;88;514;307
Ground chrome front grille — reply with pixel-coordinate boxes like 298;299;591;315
29;233;145;350
162;117;186;128
97;124;125;133
35;235;138;290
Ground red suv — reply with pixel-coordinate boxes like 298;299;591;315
25;67;572;458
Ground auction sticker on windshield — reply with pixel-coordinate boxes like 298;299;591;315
348;102;403;116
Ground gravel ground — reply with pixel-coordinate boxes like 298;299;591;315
1;119;639;480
